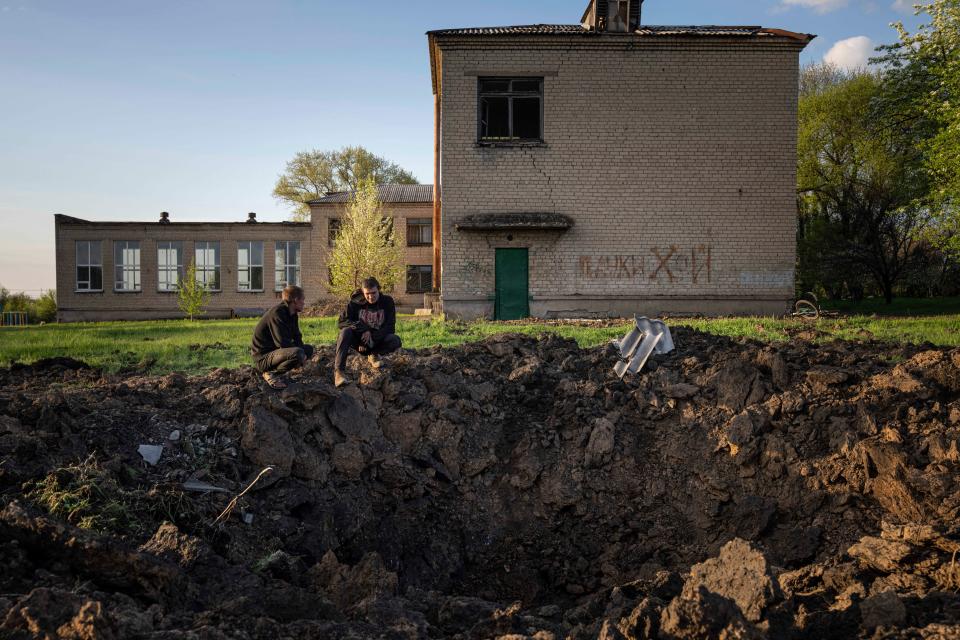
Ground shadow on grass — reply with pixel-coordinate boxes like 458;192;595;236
823;296;960;317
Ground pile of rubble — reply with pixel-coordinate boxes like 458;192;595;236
0;328;959;638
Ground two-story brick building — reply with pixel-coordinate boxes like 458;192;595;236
54;185;434;322
428;0;813;319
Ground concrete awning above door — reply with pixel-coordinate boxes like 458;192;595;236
454;213;574;232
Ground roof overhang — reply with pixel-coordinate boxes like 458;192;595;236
455;213;574;232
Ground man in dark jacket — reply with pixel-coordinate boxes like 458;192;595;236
334;277;401;387
251;285;314;389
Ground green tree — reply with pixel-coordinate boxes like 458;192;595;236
326;179;404;299
273;146;418;221
798;66;929;303
177;262;210;320
875;0;960;253
35;290;57;323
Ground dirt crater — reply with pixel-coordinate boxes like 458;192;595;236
1;328;959;638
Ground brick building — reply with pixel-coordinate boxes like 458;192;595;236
54;184;434;322
54;0;813;323
428;0;814;319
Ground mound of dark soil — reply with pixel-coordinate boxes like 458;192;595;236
1;328;959;638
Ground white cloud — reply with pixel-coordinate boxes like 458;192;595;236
892;0;915;13
780;0;849;13
824;36;876;70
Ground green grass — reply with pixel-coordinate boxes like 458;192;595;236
1;302;957;374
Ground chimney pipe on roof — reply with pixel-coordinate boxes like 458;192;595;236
246;212;257;223
159;211;170;224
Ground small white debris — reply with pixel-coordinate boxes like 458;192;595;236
168;430;181;442
137;444;164;466
182;479;231;494
242;512;255;525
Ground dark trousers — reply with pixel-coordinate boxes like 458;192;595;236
335;328;401;371
255;345;314;374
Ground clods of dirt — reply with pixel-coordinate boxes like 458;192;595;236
1;328;959;638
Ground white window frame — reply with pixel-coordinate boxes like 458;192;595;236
237;241;264;292
157;241;184;293
75;240;103;292
275;241;301;291
194;241;221;292
113;240;141;292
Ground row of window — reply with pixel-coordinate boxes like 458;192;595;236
75;240;301;293
327;217;433;248
75;239;434;294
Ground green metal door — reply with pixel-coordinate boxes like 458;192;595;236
495;248;529;320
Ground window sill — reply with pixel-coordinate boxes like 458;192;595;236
476;140;547;148
113;290;142;294
74;290;104;294
238;290;265;294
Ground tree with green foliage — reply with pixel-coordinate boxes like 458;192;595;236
326;179;404;300
875;0;960;253
35;290;57;323
273;146;418;221
177;262;210;320
798;65;930;303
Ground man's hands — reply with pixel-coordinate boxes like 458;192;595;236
358;331;374;354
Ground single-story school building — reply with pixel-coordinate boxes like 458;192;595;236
53;0;812;322
54;185;435;322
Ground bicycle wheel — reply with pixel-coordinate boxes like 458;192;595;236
794;300;819;320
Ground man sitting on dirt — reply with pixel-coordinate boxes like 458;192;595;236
251;285;314;389
334;277;401;387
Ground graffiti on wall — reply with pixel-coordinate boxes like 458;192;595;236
578;245;713;284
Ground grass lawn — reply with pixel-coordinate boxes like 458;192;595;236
0;297;957;374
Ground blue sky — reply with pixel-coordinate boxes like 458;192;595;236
0;0;925;293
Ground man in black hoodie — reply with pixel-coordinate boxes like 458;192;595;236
251;285;314;389
334;277;401;387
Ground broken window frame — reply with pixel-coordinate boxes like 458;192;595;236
75;240;103;292
607;0;630;32
477;77;544;144
406;265;433;293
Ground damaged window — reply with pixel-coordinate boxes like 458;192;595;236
406;265;432;293
607;0;629;32
478;77;543;143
